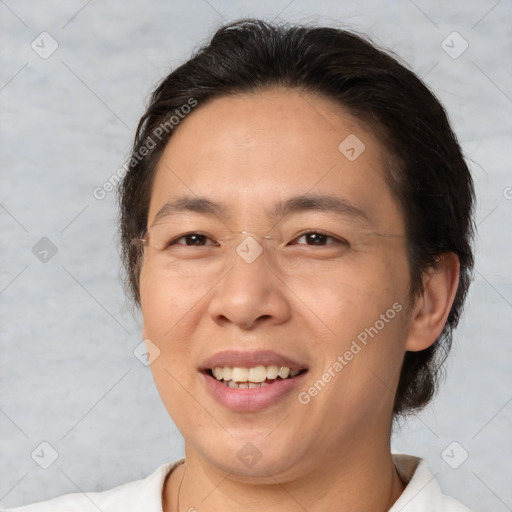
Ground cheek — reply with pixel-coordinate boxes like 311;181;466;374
140;269;198;426
287;251;409;335
293;250;409;398
140;264;207;337
148;360;200;438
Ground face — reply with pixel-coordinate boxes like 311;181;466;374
139;88;412;481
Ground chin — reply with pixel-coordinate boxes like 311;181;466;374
192;434;309;481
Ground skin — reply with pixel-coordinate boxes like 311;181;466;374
138;88;460;512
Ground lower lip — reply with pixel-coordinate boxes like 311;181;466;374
201;372;307;412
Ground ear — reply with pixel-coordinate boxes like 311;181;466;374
405;252;460;352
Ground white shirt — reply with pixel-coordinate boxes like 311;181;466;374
4;454;472;511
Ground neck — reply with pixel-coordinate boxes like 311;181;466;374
163;439;405;512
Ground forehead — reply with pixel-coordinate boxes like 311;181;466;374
148;88;404;234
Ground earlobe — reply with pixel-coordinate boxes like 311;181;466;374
405;253;460;352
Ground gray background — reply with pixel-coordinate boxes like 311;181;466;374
1;0;511;510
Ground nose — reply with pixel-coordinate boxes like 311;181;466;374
207;242;292;330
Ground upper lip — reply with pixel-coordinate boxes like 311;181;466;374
199;350;307;371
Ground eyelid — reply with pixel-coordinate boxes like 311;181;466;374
168;229;349;247
291;229;349;246
168;232;219;246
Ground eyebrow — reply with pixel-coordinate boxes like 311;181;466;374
152;194;371;226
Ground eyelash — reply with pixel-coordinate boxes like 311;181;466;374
168;230;349;248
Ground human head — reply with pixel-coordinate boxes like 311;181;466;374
118;19;475;420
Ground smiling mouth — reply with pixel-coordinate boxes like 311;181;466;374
205;365;308;389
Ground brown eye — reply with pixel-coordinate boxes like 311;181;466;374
292;231;348;246
170;233;215;247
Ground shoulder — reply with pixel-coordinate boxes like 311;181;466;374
390;454;472;512
3;460;183;512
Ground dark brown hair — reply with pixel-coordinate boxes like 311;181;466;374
118;18;475;418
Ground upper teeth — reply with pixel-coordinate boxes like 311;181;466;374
212;365;300;383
